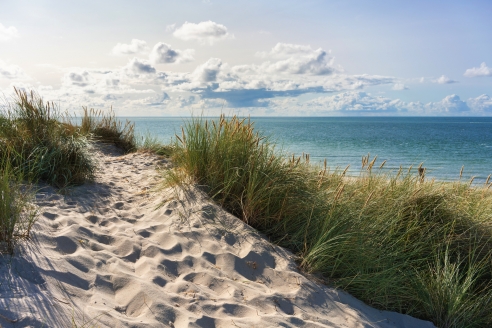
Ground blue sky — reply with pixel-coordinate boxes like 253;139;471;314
1;0;491;116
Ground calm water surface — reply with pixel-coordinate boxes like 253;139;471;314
128;117;492;183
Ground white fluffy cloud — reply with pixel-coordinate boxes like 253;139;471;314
0;59;30;80
131;92;171;107
0;22;19;41
173;21;232;44
62;70;93;87
467;94;492;113
258;43;318;57
304;92;403;113
464;62;492;77
122;58;157;77
431;94;469;113
111;39;148;56
149;42;194;65
192;58;223;83
256;43;336;75
392;83;408;90
57;65;158;98
436;75;457;84
261;92;492;116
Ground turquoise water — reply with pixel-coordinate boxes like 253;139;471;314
129;117;492;184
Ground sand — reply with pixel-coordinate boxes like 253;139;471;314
0;144;436;328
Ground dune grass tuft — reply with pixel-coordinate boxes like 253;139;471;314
0;88;96;187
0;159;37;254
136;132;174;157
80;107;137;153
168;115;492;328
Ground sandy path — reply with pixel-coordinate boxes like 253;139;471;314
0;144;435;328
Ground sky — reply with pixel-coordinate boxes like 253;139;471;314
1;0;492;116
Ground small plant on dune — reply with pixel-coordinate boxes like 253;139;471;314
80;107;137;153
80;108;171;155
170;115;492;328
136;132;174;157
414;247;492;328
0;158;37;255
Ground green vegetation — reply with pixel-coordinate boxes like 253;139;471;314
0;161;37;254
167;115;492;328
0;88;96;187
0;88;162;254
80;107;137;153
136;132;174;157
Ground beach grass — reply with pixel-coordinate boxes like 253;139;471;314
0;88;96;187
167;115;492;328
80;107;137;153
0;158;37;254
136;132;174;157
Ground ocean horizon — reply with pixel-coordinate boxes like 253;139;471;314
127;116;492;184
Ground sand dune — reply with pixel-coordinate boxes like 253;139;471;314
0;144;435;328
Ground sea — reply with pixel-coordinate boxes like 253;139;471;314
127;117;492;184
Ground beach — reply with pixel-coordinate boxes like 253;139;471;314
0;143;435;328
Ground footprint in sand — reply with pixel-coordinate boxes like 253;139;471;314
152;275;168;287
95;234;114;245
54;236;78;254
114;201;125;210
86;215;99;224
42;212;59;220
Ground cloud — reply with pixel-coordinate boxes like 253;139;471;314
0;22;19;41
124;93;227;115
392;83;408;90
154;51;392;107
464;62;492;78
149;43;194;65
436;75;457;84
23;43;393;110
262;92;478;116
259;43;326;58
63;70;92;87
56;65;157;99
257;43;336;75
199;87;326;108
2;42;398;114
122;58;156;77
192;58;223;83
0;59;30;80
304;91;403;113
173;21;232;44
467;94;492;113
111;39;148;56
187;72;394;108
431;94;469;112
144;92;170;106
